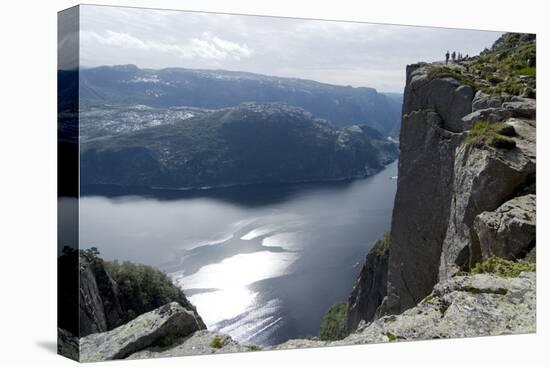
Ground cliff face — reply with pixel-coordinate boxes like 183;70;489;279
382;66;471;315
347;33;536;325
346;234;389;332
382;66;536;316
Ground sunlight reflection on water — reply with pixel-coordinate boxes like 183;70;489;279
176;251;298;289
186;287;258;326
172;250;298;332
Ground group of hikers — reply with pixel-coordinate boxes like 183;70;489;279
445;50;468;64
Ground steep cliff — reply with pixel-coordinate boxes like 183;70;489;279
346;233;390;332
347;32;536;326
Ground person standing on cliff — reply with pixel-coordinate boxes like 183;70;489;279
445;50;450;64
451;51;456;62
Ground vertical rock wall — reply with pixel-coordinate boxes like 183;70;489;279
347;61;536;327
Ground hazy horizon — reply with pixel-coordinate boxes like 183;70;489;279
75;5;503;93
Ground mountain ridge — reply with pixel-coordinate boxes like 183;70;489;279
66;65;403;136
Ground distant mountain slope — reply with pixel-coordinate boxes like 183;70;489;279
81;103;398;189
70;65;402;136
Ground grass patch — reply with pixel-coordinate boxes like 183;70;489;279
210;337;225;349
422;34;535;97
427;66;480;90
422;295;434;303
512;67;536;78
384;315;397;324
470;256;536;277
464;121;516;149
386;332;397;342
468;33;536;96
319;301;348;341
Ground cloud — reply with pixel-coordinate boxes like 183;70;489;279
81;30;253;61
78;5;502;92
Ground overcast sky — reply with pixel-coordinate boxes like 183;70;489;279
78;5;502;93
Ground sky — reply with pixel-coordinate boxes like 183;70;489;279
77;5;503;93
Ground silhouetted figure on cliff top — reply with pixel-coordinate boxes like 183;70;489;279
445;51;450;64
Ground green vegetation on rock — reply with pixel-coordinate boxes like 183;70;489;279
427;66;480;90
104;259;197;323
373;232;391;256
470;256;536;277
319;301;349;341
425;33;535;97
210;337;225;349
386;332;397;342
422;295;434;303
81;103;398;190
469;33;536;96
245;345;261;351
464;121;516;149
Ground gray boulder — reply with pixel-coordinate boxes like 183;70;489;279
502;99;536;119
471;90;511;111
461;108;511;129
439;114;535;279
80;302;204;362
472;194;536;261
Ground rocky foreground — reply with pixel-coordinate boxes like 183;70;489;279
71;270;535;361
277;272;535;349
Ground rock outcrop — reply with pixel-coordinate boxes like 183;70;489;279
275;272;535;349
382;68;535;317
77;251;205;338
382;66;467;316
80;302;204;362
346;33;536;328
472;194;536;262
347;234;390;331
439;127;535;279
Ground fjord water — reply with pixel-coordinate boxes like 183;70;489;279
80;161;398;346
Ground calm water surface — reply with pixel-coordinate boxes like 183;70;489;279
80;161;398;345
